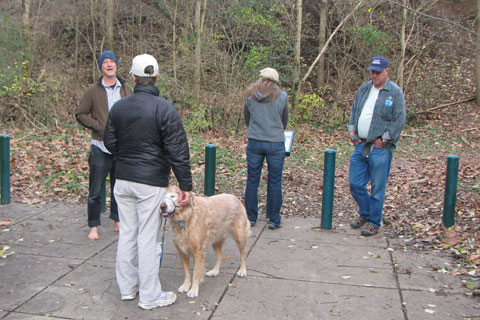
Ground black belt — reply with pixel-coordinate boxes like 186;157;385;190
360;139;367;142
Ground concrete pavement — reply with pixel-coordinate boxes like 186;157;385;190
0;202;479;319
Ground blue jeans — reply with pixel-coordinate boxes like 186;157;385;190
87;145;118;227
244;139;285;226
349;143;392;227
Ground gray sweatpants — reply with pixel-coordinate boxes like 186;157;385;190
114;179;167;302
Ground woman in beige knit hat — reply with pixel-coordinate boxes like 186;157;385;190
243;67;289;230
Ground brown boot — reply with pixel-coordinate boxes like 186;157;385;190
350;216;366;229
361;223;379;236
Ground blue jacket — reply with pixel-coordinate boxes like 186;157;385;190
348;79;406;154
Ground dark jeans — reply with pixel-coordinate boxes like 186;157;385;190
88;145;118;227
244;139;285;226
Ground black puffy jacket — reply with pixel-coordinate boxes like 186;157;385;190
104;85;192;191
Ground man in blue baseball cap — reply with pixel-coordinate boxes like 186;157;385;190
76;50;132;240
367;55;389;72
347;55;406;236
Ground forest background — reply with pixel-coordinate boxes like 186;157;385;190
1;0;480;293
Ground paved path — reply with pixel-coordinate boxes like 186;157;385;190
0;202;479;319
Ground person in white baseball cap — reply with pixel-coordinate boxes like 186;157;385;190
105;53;192;310
130;54;159;77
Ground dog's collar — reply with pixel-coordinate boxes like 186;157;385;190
162;197;180;217
177;221;185;228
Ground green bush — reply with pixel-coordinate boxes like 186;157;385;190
290;92;326;126
0;14;60;127
353;25;392;56
0;60;43;97
183;104;212;133
225;1;292;81
290;91;347;129
0;14;29;96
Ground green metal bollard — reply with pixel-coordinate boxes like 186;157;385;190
443;155;459;228
204;144;216;196
1;135;11;204
321;149;335;230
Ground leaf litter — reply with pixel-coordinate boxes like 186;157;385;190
0;101;479;291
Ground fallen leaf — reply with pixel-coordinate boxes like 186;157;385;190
469;254;480;262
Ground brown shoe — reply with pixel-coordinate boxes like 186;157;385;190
361;223;379;236
350;216;366;229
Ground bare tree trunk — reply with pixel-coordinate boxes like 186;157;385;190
299;0;364;91
21;0;31;41
75;14;79;69
31;0;43;48
397;0;407;90
21;0;31;67
200;0;207;81
173;0;179;83
193;0;202;105
91;0;97;82
106;0;114;50
292;0;303;107
201;0;207;33
137;1;143;52
476;0;480;106
317;0;328;88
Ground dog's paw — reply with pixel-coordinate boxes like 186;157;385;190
205;269;219;277
187;288;199;298
236;269;247;277
178;283;190;293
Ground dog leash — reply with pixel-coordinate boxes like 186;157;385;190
159;197;181;267
159;210;169;268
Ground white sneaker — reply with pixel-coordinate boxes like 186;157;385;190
121;291;137;301
138;291;177;310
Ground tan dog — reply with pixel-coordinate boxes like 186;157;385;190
161;185;250;298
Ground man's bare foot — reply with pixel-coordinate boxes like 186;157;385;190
114;221;120;232
88;227;99;240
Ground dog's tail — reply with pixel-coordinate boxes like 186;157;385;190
241;204;252;237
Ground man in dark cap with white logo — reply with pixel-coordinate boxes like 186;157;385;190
347;56;406;236
76;50;132;240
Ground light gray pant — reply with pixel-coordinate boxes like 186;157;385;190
114;179;167;302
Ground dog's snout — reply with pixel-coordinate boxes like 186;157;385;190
160;203;167;212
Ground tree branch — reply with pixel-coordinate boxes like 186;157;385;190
301;0;364;83
418;96;476;114
385;0;477;36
